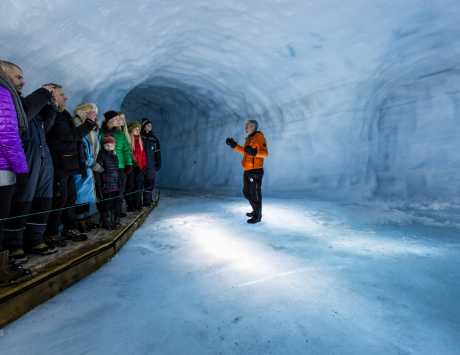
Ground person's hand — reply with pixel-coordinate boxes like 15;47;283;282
226;137;237;149
125;165;133;174
42;84;55;93
244;146;257;156
87;111;97;122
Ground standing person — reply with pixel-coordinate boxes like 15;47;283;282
126;121;146;211
226;119;269;224
95;136;121;229
45;91;96;246
73;103;100;233
0;64;31;284
100;111;133;217
140;118;161;206
1;60;59;260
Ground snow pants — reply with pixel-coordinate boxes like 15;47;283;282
126;168;144;211
0;185;15;251
143;168;156;206
243;169;264;216
4;156;54;250
46;174;77;237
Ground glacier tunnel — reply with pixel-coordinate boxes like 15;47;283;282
0;1;460;354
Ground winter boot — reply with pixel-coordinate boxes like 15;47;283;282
28;243;57;256
44;234;67;248
247;209;262;224
0;250;31;287
9;248;28;263
62;229;88;242
100;212;112;230
26;223;57;255
4;227;27;262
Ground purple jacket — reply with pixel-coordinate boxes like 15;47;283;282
0;85;28;174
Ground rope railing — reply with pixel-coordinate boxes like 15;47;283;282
0;188;159;223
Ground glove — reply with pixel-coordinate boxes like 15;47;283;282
226;137;237;149
125;165;133;174
15;173;29;188
244;146;258;156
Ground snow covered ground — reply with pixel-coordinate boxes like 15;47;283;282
1;191;459;355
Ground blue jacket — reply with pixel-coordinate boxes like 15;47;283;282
74;135;96;205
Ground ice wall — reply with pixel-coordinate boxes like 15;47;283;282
1;1;460;202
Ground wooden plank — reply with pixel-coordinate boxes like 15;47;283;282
0;204;154;328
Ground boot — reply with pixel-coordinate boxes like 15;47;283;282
100;212;112;230
247;209;262;224
76;220;89;234
62;229;88;242
0;250;31;287
9;248;28;263
246;211;256;217
4;227;26;262
26;223;57;255
28;243;57;256
44;234;67;248
112;211;121;229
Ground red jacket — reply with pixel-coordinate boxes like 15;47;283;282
132;135;146;170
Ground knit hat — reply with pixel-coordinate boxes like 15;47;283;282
141;118;152;129
103;135;115;145
128;121;142;132
104;110;119;122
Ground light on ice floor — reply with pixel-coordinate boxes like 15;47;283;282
1;192;459;355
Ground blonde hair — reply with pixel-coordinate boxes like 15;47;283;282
74;102;100;159
75;103;98;121
118;112;131;145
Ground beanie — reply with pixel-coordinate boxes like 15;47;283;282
141;118;151;129
103;135;115;145
104;110;119;122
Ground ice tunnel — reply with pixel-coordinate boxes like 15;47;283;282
1;0;460;202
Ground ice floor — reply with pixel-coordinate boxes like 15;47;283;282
1;192;459;355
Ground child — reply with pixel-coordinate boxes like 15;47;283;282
126;121;146;211
100;111;133;217
95;136;121;230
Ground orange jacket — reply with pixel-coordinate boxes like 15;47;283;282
234;131;268;171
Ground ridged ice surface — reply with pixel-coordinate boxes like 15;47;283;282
1;1;460;202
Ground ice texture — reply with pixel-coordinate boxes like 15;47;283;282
1;1;460;201
1;193;459;355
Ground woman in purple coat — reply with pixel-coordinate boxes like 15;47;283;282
0;67;30;285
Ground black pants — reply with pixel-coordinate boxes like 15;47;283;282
243;169;264;216
46;175;76;237
5;156;54;250
100;191;121;227
126;168;144;211
0;185;16;251
143;169;156;206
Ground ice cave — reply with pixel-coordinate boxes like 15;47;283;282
0;1;459;354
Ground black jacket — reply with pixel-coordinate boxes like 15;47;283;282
46;110;96;178
20;89;56;162
95;150;120;194
141;132;161;176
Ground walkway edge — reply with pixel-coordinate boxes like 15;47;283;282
0;205;155;328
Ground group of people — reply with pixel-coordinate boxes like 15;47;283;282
0;60;161;286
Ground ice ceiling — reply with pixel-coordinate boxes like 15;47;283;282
1;0;460;202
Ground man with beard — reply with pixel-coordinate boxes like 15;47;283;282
1;60;59;261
